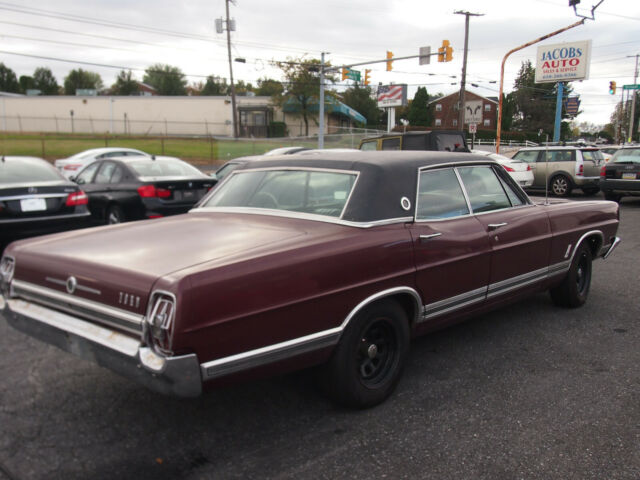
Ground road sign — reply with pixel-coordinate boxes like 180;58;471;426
565;96;580;116
468;123;477;134
419;46;431;65
623;84;640;90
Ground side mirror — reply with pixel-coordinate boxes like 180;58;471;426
210;173;218;181
75;177;84;185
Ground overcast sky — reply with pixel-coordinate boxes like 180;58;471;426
1;0;639;127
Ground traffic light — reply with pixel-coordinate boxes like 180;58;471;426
364;69;371;86
386;51;394;71
609;81;617;95
341;68;349;81
438;40;452;62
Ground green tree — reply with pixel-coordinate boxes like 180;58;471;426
511;60;574;137
235;80;254;96
255;78;284;97
34;67;59;95
19;75;36;93
406;87;432;127
275;57;335;136
143;64;187;95
341;84;381;127
64;69;103;94
111;70;140;95
200;75;228;95
0;63;20;93
500;92;516;131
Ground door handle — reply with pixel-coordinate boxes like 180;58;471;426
488;223;508;231
419;233;442;241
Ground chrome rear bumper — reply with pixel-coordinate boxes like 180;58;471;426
1;297;202;397
602;236;621;260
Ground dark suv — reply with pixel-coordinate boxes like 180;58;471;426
599;145;640;202
359;130;469;153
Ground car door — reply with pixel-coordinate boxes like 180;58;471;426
456;165;552;300
408;167;492;325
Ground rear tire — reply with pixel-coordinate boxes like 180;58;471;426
106;204;125;225
550;243;592;308
550;174;572;197
318;299;410;408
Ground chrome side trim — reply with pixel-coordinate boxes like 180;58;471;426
421;286;486;322
11;280;143;332
200;286;423;381
602;236;621;260
190;207;413;229
201;327;342;380
571;230;604;262
0;212;90;224
487;266;549;299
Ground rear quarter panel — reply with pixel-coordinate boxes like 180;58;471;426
172;222;417;364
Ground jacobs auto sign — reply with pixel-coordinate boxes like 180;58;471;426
535;40;591;83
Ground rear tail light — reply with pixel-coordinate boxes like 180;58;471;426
63;164;82;171
600;166;607;177
578;164;584;176
526;165;531;171
137;185;171;198
145;291;176;354
503;165;515;172
65;191;88;206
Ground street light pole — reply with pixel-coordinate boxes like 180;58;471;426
627;54;639;143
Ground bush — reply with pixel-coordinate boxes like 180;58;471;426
268;122;287;138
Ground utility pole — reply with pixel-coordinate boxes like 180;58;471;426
224;0;238;138
319;52;326;149
454;11;483;131
627;54;639;143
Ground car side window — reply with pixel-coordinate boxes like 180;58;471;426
542;150;574;163
95;162;116;184
416;168;470;220
381;138;401;151
359;140;378;151
513;150;539;164
457;166;512;213
75;162;100;184
110;165;124;183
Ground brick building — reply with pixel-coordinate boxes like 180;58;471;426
428;90;498;130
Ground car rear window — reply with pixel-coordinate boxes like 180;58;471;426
581;150;603;162
129;159;203;178
612;148;640;163
0;157;63;184
202;169;358;218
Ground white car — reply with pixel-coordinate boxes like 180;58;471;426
54;147;149;179
471;150;534;187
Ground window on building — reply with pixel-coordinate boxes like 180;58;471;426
483;119;490;126
452;119;458;126
435;104;442;112
484;104;491;112
435;119;442;126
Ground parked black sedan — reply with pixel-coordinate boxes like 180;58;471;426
0;156;90;250
600;146;640;202
73;155;215;224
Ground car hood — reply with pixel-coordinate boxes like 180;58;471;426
6;211;325;314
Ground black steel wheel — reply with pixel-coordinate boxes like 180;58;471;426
318;299;410;408
550;243;592;308
106;204;125;225
550;175;572;197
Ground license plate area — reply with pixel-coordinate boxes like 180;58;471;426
20;198;47;212
622;172;637;180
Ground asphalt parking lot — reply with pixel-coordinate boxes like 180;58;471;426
1;195;639;480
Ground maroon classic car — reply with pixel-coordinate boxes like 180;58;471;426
0;152;620;408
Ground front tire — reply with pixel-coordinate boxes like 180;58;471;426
550;174;572;197
550;243;592;308
318;299;410;408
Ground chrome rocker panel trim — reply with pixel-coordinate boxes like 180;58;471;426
2;298;202;397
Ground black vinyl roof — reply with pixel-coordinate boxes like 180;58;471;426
235;151;496;222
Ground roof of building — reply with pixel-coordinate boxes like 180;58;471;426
428;90;498;105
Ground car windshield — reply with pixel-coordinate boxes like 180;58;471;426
129;159;203;177
611;148;640;164
0;158;63;184
201;169;358;218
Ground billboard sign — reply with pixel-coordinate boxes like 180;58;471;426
535;40;591;83
377;84;407;108
464;100;483;124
